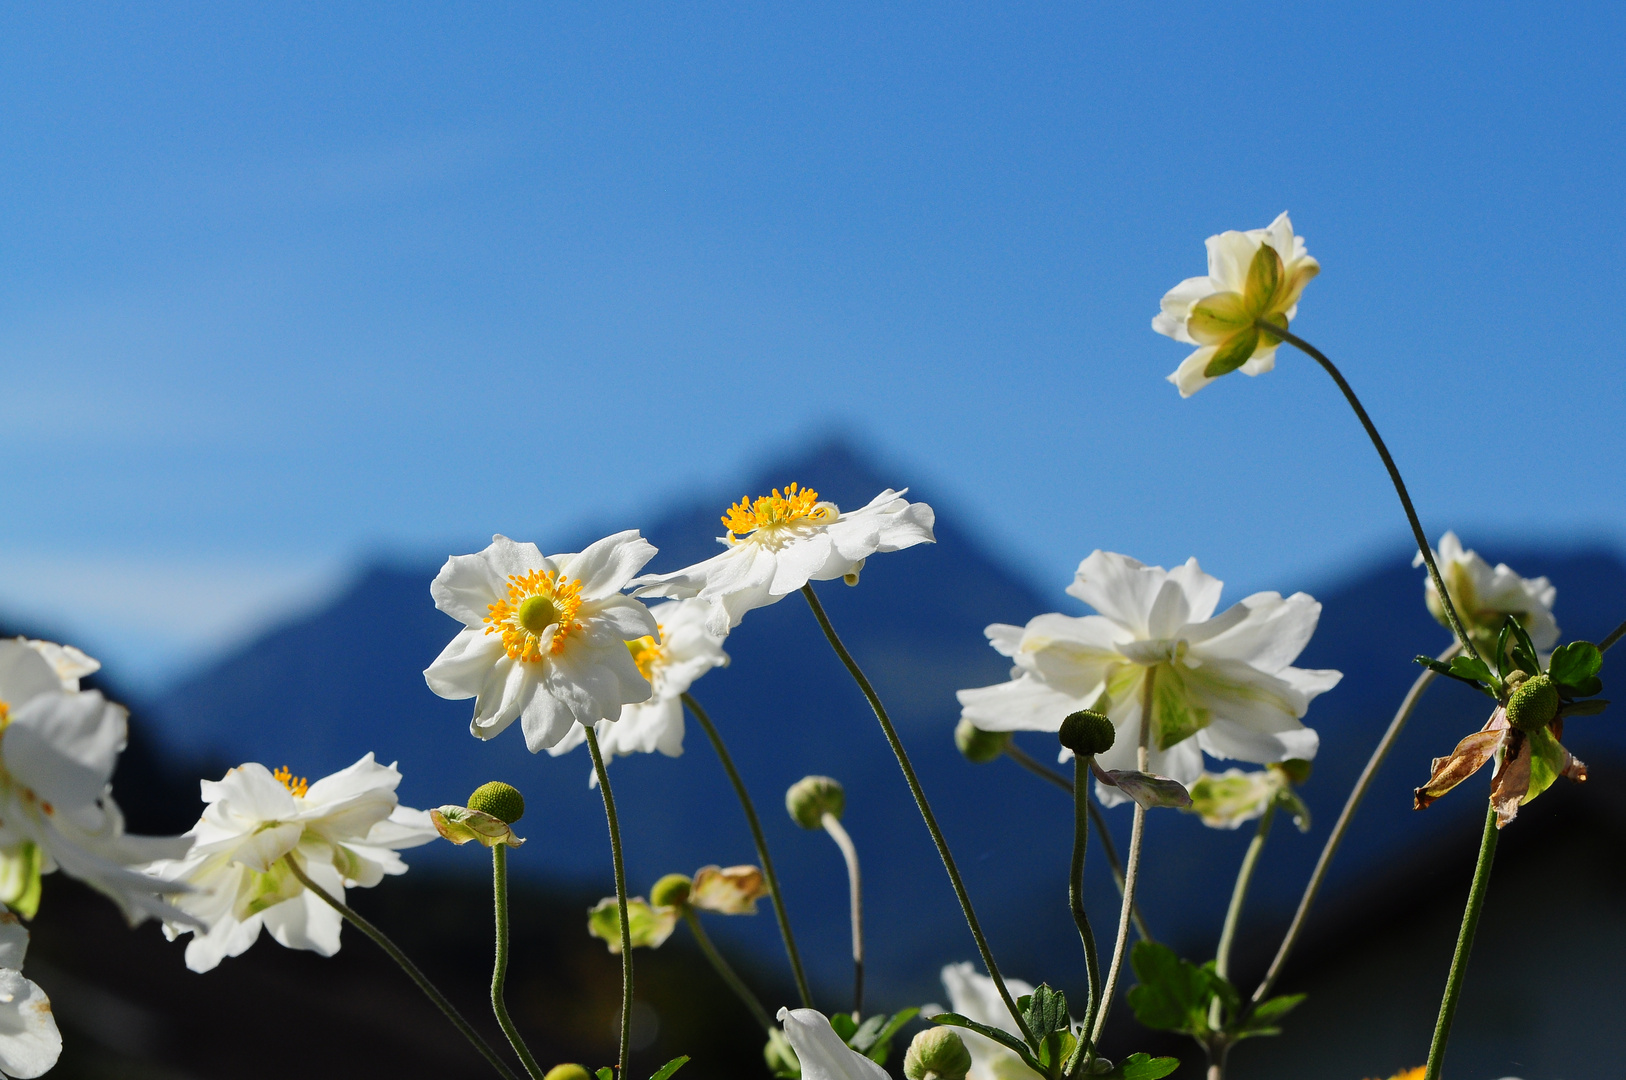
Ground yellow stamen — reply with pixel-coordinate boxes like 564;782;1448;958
273;766;309;798
720;483;836;542
484;569;585;662
625;634;663;682
0;701;9;733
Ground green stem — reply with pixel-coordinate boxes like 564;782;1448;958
1264;322;1482;663
1425;802;1500;1080
585;727;633;1080
1070;755;1104;1051
1599;617;1626;653
800;584;1037;1052
492;844;546;1079
681;691;815;1010
681;907;775;1033
1002;741;1153;943
821;813;865;1017
1214;802;1275;987
1248;644;1456;1010
282;856;517;1080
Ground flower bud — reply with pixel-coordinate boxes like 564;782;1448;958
467;781;525;825
650;872;692;908
1058;710;1115;757
786;775;845;830
544;1067;592;1080
690;865;769;914
955;717;1010;764
1272;759;1312;786
1507;673;1559;732
903;1028;972;1080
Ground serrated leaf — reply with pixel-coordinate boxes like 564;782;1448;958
1126;941;1216;1037
930;1013;1044;1075
1559;698;1610;718
1449;655;1495;685
1549;641;1603;692
648;1056;690;1080
1023;984;1070;1039
1106;1052;1181;1079
1234;993;1305;1040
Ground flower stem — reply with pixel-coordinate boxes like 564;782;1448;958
680;907;775;1033
681;691;815;1010
820;812;865;1016
492;844;546;1079
1002;741;1153;943
1070;755;1104;1049
282;856;517;1080
800;583;1038;1052
1090;666;1155;1048
1214;802;1275;988
585;727;633;1080
1599;617;1626;653
1262;321;1482;664
1425;801;1500;1080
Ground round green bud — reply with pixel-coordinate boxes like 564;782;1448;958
468;781;525;824
518;594;560;634
903;1028;972;1080
955;717;1010;764
1058;710;1115;757
543;1067;591;1080
786;775;845;830
1273;759;1313;786
1507;673;1559;732
650;872;692;908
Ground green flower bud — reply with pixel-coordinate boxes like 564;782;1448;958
467;781;525;824
1507;673;1559;732
903;1028;972;1080
763;1029;799;1077
1058;710;1115;757
786;775;845;830
543;1067;591;1080
1272;758;1313;786
650;872;692;908
955;717;1010;763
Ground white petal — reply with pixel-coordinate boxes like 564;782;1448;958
776;1008;890;1080
1066;551;1170;635
0;910;27;969
1199;721;1320;765
0;643;63;712
1152;275;1214;344
471;657;532;738
1205;228;1259;292
561;531;659;600
424;628;505;700
1167;346;1222;397
957;674;1087;733
2;691;126;810
545;642;651;726
429;550;508;627
770;533;835;594
580;596;661;644
1190;592;1321;673
0;969;61;1078
519;686;579;753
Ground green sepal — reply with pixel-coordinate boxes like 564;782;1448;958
1523;726;1569;804
1037;1029;1076;1075
648;1057;689;1080
1234;993;1305;1040
1021;984;1071;1040
930;1012;1044;1076
1103;1052;1181;1079
597;1070;615;1080
1494;620;1514;679
1202;326;1261;378
853;1008;917;1065
1278;788;1313;832
0;842;45;920
1413;655;1496;698
1559;698;1609;718
1506;616;1541;677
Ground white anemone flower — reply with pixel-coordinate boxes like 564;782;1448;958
424;531;661;753
1415;532;1558;659
548;598;729;781
632;483;935;636
0;639;190;923
150;754;436;973
776;1007;889;1080
957;551;1341;807
939;962;1041;1080
1153;212;1318;397
0;907;62;1079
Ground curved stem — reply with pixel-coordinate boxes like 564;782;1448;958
681;907;775;1033
1599;617;1626;654
1248;643;1457;1008
585;728;633;1080
1214;802;1275;986
1070;755;1104;1048
800;584;1038;1051
282;856;517;1080
492;845;546;1079
681;691;814;1010
820;813;865;1016
1002;741;1153;943
1425;802;1500;1080
1264;322;1481;663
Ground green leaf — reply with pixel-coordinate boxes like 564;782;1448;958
1559;698;1610;718
1449;655;1496;685
1549;641;1603;692
648;1057;690;1080
1507;616;1540;677
1414;655;1496;697
1125;941;1217;1037
1023;984;1070;1040
1233;993;1306;1040
597;1070;615;1080
1105;1052;1182;1079
1494;620;1514;680
1037;1030;1077;1074
930;1013;1044;1076
857;1008;918;1065
829;1012;859;1041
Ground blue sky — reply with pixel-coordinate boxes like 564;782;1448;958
3;3;1623;687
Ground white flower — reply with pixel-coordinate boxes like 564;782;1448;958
632;484;935;636
776;1008;889;1080
0;907;62;1079
424;532;661;753
548;598;729;778
939;963;1041;1080
150;754;436;973
1153;212;1319;397
0;639;190;924
957;551;1341;807
1415;532;1558;658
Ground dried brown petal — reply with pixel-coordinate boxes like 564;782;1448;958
1489;731;1532;828
689;865;769;915
1415;713;1508;811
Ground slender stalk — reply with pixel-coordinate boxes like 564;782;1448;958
1263;322;1481;663
1070;754;1104;1047
682;691;814;1009
1207;802;1278;1071
1425;802;1500;1080
491;845;546;1079
282;856;517;1080
585;728;633;1080
820;812;865;1016
1090;667;1155;1047
1003;741;1152;943
1600;617;1626;653
800;584;1038;1051
681;907;775;1033
1248;643;1458;1008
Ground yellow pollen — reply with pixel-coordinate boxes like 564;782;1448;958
0;701;9;732
625;634;662;682
484;569;585;662
273;766;309;798
720;483;836;542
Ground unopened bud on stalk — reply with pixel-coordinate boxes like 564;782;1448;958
1058;710;1115;757
467;781;525;824
903;1028;972;1080
955;717;1010;763
786;775;845;830
1273;758;1313;786
543;1066;591;1080
1507;673;1559;732
650;873;693;908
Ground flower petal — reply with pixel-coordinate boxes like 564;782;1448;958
1415;719;1507;810
561;530;659;600
424;627;506;700
776;1008;891;1080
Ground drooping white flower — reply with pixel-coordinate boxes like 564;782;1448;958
1153;212;1319;397
939;963;1041;1080
632;484;935;636
150;754;436;973
548;598;728;777
776;1008;889;1080
0;639;190;923
0;907;62;1079
1415;532;1558;659
957;551;1340;806
424;532;661;753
